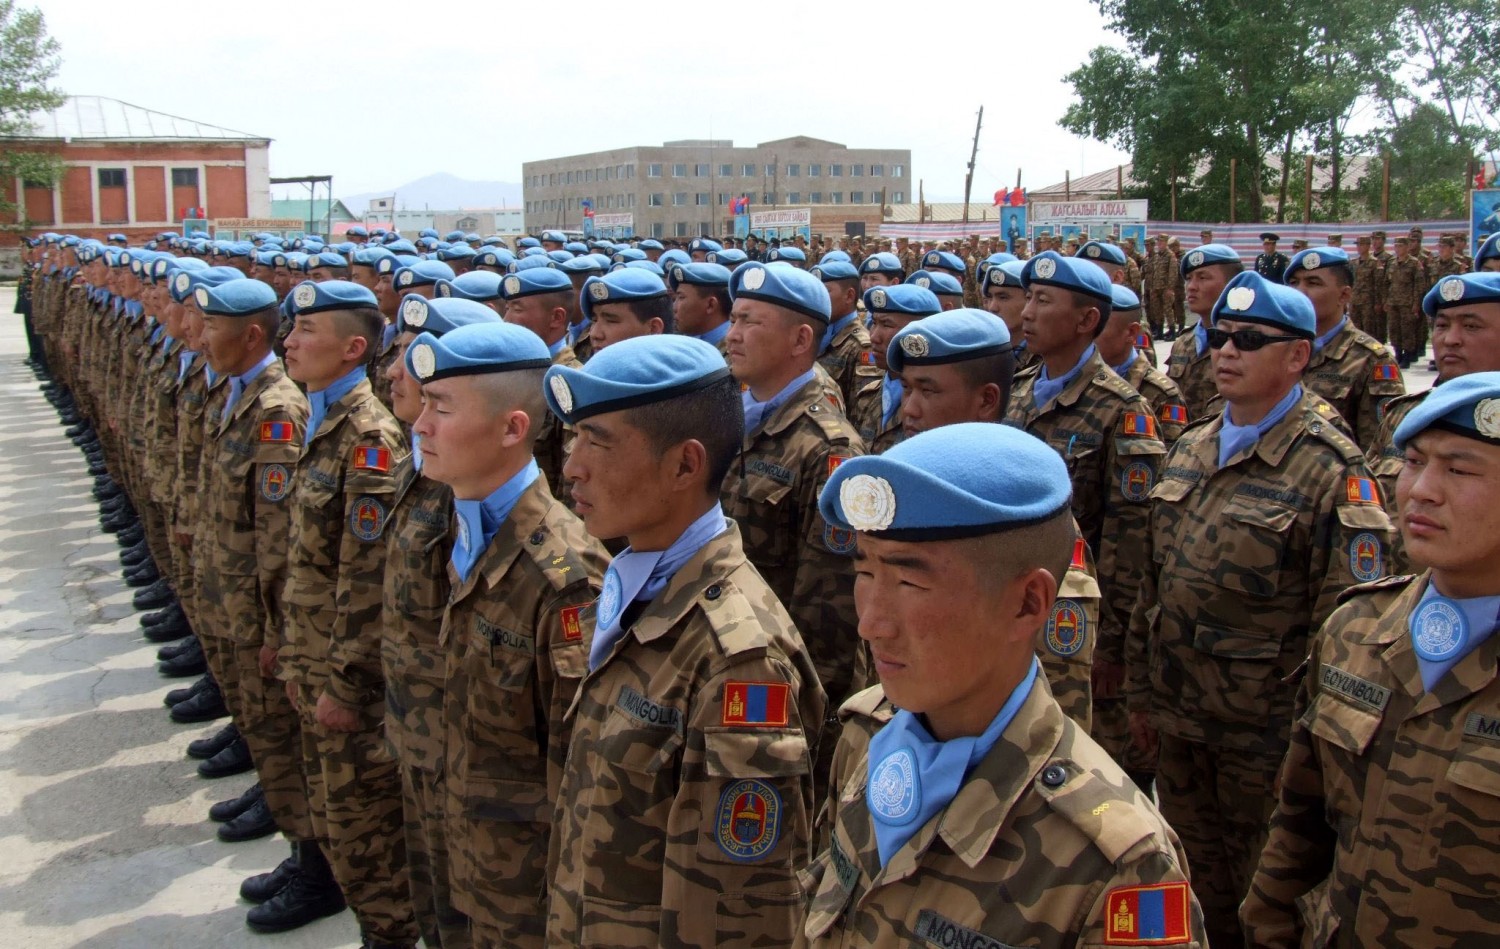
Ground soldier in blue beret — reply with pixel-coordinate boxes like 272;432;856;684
434;272;504;314
497;268;587;497
1283;246;1405;450
905;269;964;311
1097;286;1187;445
849;284;943;454
1476;233;1500;272
979;260;1035;372
539;229;567;251
556;256;606;361
472;247;515;274
1164;243;1246;420
435;242;477;274
811;258;876;407
580;268;671;353
306;251;349;283
637;238;664;260
860;251;905;291
919;248;967;280
767;245;807;267
706;247;749;268
801;423;1203;948
542;335;824;947
687;236;722;261
667;261;734;353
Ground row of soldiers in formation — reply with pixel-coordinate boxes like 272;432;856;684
13;220;1500;948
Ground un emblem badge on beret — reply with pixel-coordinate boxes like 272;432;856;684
1226;287;1255;311
175;273;191;294
925;252;939;265
840;474;897;531
549;374;574;414
397;271;413;287
673;266;685;283
401;297;427;327
589;281;610;301
900;333;930;358
503;276;521;297
1302;252;1322;271
870;288;887;309
1034;258;1057;280
293;283;317;309
741;267;766;291
410;343;436;379
436;283;450;297
1086;245;1101;258
1440;277;1465;302
193;288;209;308
1187;251;1204;268
1477;398;1500;438
915;276;931;288
378;258;394;273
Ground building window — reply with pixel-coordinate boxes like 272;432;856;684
809;192;823;203
831;163;843;177
98;168;126;188
648;163;662;177
787;164;801;177
719;163;733;177
851;164;864;177
893;190;906;202
651;222;665;238
695;164;709;177
831;192;843;205
649;193;664;206
549;173;557;186
171;168;198;187
872;164;884;176
765;163;776;176
699;222;711;235
626;164;636;178
695;193;710;206
893;164;906;178
763;192;775;204
787;192;801;203
869;192;882;204
851;191;865;204
627;194;637;208
675;222;689;237
673;193;687;206
743;163;756;176
673;163;687;177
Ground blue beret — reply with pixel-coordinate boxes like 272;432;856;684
1076;241;1127;266
981;260;1026;293
393;260;456;291
225;241;255;258
658;249;692;269
639;239;664;251
516;237;541;249
286;252;312;273
443;230;465;242
1020;250;1113;304
171;266;243;302
728;261;831;323
385;239;418;254
564;241;588;254
501;267;572;300
1211;271;1316;338
811;259;859;281
621;260;666;277
820;250;852;264
397;294;503;336
1476;234;1500;270
416;237;441;252
581;268;669;321
405;320;551;383
1285;246;1351;280
347;226;369;238
981;252;1019;272
309;251;348;269
1423;272;1500;317
480;236;505;247
541;230;567;243
287;279;379;315
1110;285;1143;313
464;233;481;243
767;246;807;264
861;252;904;276
863;283;942;317
558;255;605;275
905;269;964;297
706;248;749;267
612;248;647;264
919;250;967;276
546;250;574;264
819;422;1070;539
688;237;723;254
254;250;281;267
435;272;505;302
1180;243;1242;277
542;335;733;425
195;278;278;316
353;246;395;268
107;233;127;243
521;247;550;258
887;309;1012;374
513;255;556;273
437;243;477;261
667;261;731;290
378;254;420;277
1393;371;1500;449
474;248;516;269
419;229;439;239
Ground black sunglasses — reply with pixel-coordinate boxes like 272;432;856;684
1205;327;1305;352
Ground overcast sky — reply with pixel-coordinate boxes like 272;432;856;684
35;0;1131;203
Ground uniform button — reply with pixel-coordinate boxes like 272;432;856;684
1041;764;1067;788
705;584;722;600
529;531;545;545
809;404;821;413
1310;422;1322;435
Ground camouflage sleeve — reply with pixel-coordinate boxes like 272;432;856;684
789;439;865;706
1094;420;1166;668
1038;557;1100;731
254;413;306;649
1312;467;1393;628
1077;850;1207;948
1124;504;1161;714
1358;358;1405;451
324;442;402;709
534;581;596;799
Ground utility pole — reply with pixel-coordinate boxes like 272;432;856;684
961;106;984;231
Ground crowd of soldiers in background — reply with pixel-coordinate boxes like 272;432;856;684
9;213;1500;949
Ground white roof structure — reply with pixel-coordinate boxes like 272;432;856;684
9;95;269;143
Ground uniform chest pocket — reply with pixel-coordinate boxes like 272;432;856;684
290;476;341;568
1197;501;1299;598
1433;734;1500;898
468;615;535;693
735;470;797;560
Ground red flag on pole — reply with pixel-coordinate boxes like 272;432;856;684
994;188;1008;206
1010;188;1027;206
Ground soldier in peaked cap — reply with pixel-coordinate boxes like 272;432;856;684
812;258;875;408
1126;271;1393;948
800;423;1204;949
1255;232;1290;284
1165;243;1245;420
403;322;606;947
544;336;825;947
1244;371;1500;947
1145;233;1178;339
1283;246;1405;450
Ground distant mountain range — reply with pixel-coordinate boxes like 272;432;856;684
340;172;524;213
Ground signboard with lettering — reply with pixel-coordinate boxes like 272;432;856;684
586;212;634;239
749;207;812;241
1031;200;1149;224
211;218;305;232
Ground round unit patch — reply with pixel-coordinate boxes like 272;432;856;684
293;283;317;309
1121;461;1154;501
715;779;783;862
259;464;290;502
823;524;856;554
1046;599;1088;656
867;748;919;824
1412;597;1468;662
349;496;388;542
1034;258;1057;279
1348;531;1383;582
900;333;930;358
597;569;622;630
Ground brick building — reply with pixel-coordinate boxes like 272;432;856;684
3;95;271;241
522;136;911;239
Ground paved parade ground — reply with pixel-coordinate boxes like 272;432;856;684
0;283;1439;948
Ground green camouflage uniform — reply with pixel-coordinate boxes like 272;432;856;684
1118;354;1189;448
1242;573;1500;946
1386;255;1425;359
546;522;826;948
817;317;874;412
1364;390;1426;575
1302;322;1405;451
847;370;902;456
1163;331;1218;423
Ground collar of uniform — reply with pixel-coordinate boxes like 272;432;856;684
1034;348;1107;415
1219;388;1316;469
1374;572;1500;711
221;358;285;430
1170;329;1210;364
552;340;579;368
307;376;373;444
1306;319;1355;369
755;371;825;440
450;476;552;598
625;520;743;647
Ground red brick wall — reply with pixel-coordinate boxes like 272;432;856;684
61;166;93;223
24;186;53;224
134;165;166;221
206;165;247;217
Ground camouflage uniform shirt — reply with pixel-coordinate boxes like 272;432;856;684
1303;321;1405;451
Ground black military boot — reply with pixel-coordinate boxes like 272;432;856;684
143;610;191;643
134;579;174;611
169;674;227;721
198;735;254;778
239;840;297;903
187;722;240;760
123;561;159;587
142;600;183;628
218;795;276;842
245;840;347;932
211;782;264;823
163;671;213;705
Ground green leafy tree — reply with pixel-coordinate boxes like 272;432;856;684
1352;104;1475;219
0;0;65;226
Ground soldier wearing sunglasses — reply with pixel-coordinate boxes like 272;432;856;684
1124;270;1394;949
